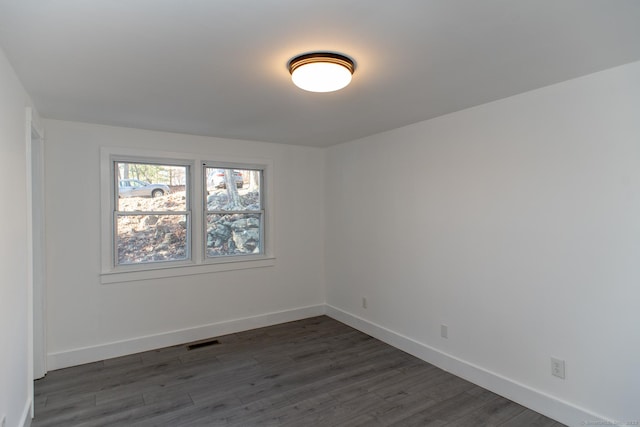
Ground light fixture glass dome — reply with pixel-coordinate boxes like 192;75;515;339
289;52;354;93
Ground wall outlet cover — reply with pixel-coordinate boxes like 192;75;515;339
551;357;565;379
440;324;448;339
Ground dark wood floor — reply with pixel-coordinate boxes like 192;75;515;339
33;316;565;426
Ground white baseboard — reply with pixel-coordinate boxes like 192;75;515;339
20;397;32;427
325;304;610;427
47;304;326;371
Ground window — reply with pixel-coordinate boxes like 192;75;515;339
204;166;264;258
114;161;190;265
100;147;274;283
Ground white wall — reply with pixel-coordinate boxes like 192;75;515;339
0;47;34;427
43;120;326;368
325;60;640;425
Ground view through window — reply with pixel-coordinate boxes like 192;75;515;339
205;167;263;257
114;161;189;265
111;160;265;268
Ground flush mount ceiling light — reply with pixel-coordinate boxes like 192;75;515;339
289;52;355;93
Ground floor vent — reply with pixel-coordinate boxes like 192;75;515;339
187;339;220;350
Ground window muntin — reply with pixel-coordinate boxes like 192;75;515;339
204;166;264;258
114;161;190;266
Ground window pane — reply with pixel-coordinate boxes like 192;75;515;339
205;167;261;211
206;213;261;257
116;163;187;211
118;189;187;212
116;214;188;264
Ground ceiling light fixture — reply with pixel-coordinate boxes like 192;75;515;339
289;52;354;93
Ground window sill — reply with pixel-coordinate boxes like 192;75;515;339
100;257;276;284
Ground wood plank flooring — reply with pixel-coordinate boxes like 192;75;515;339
33;316;565;426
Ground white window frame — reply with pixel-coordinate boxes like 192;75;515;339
113;158;193;267
203;161;266;261
100;147;275;284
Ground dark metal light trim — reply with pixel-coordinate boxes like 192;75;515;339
288;52;355;75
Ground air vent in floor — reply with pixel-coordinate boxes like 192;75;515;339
186;339;220;350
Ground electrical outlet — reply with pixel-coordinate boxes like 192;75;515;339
551;357;565;379
440;324;448;339
362;297;367;309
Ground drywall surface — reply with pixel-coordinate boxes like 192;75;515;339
325;61;640;424
0;46;33;427
43;120;326;366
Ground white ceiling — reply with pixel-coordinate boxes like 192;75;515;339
1;0;639;147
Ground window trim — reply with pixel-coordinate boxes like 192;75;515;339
100;147;275;284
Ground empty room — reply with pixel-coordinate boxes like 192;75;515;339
1;1;639;426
